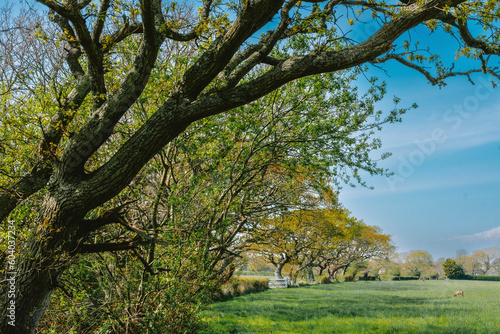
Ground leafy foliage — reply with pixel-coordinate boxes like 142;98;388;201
459;275;500;281
442;258;466;279
249;205;394;280
404;250;434;278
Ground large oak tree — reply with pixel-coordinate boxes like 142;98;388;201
0;0;499;332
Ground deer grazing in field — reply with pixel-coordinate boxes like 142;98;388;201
453;290;464;297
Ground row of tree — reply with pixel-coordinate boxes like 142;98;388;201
319;247;500;282
454;248;500;276
247;207;394;282
442;248;500;278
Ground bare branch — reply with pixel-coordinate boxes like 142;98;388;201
179;0;287;100
48;9;85;79
374;53;441;85
0;167;51;222
91;0;111;43
35;0;71;18
338;0;393;16
223;0;299;88
0;75;91;223
457;19;500;56
132;249;171;275
140;0;160;44
374;53;500;85
76;240;151;253
102;21;143;53
58;4;166;175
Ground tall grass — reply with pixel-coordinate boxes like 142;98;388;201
200;280;500;333
213;278;269;301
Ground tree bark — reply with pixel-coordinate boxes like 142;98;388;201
307;268;315;284
274;260;287;279
0;192;85;334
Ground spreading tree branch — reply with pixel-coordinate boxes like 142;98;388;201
375;53;500;85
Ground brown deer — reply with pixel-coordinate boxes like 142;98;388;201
453;290;464;297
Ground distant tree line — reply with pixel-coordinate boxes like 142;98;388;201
442;248;500;279
241;247;500;283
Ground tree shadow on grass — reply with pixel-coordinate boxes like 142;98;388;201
201;282;483;334
210;284;466;323
309;281;430;292
308;295;458;320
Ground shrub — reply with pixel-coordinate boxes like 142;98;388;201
393;276;419;281
442;258;465;279
343;275;355;282
455;275;500;282
420;271;440;280
215;278;268;300
379;274;394;281
428;272;440;280
319;276;332;284
389;267;402;278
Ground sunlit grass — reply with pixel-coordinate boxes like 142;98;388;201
200;280;500;333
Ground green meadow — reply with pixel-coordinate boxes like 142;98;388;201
200;280;500;334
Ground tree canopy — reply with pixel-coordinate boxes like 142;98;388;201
442;258;465;278
404;250;434;278
254;206;397;281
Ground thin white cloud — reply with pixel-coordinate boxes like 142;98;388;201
381;112;500;154
339;174;500;200
454;226;500;241
376;86;500;151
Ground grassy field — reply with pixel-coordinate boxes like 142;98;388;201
200;280;500;333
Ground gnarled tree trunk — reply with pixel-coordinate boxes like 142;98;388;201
274;260;287;279
0;192;86;334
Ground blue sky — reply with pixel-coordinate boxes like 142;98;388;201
339;41;500;259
